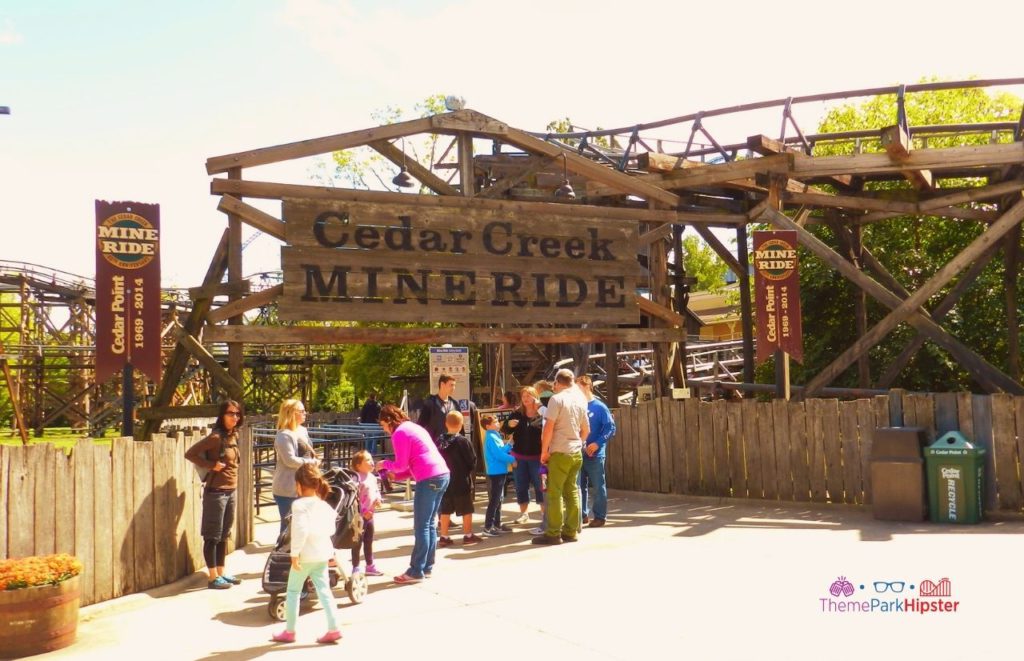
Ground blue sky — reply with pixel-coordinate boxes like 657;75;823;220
2;0;1022;286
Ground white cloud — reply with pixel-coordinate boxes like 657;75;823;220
0;19;23;45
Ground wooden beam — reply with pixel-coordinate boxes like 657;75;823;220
501;127;683;208
880;124;934;190
206;284;284;324
919;179;1024;212
188;280;250;301
790;190;1000;223
477;156;553;199
204;325;685;345
173;325;244;399
658;154;793;190
758;207;1024;395
635;152;702;173
368;139;459;196
429;109;509;136
747;135;852;187
216;195;287;240
692;225;744;277
791;141;1024;179
639;223;674;245
636;296;686;328
207;116;435;174
210;177;722;224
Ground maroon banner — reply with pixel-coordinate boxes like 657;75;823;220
95;201;162;384
753;230;803;365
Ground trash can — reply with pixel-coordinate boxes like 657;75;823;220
925;431;985;524
869;427;927;521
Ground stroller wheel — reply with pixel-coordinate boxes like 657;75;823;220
346;571;368;604
268;596;287;622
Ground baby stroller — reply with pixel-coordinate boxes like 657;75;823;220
262;466;367;621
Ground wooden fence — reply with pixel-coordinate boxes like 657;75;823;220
0;429;255;606
608;391;1024;512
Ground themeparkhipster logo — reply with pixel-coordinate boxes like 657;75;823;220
820;576;959;614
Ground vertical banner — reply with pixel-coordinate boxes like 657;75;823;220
753;230;803;365
95;200;162;384
429;346;472;433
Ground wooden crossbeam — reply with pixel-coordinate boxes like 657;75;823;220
173;325;244;399
216;195;287;240
477;156;553;199
635;152;702;173
636;296;686;328
207;284;284;324
758;207;1024;395
205;325;685;345
747;135;852;188
188;280;250;301
880;125;934;190
791;141;1024;179
368;139;459;196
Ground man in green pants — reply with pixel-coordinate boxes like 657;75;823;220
533;368;589;545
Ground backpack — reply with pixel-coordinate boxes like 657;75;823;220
329;470;365;550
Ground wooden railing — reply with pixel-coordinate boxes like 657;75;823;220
0;429;254;606
608;391;1024;512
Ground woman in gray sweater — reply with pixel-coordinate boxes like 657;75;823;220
271;399;318;533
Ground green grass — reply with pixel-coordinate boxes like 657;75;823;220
0;427;120;448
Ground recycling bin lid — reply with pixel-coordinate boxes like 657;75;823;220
926;430;985;456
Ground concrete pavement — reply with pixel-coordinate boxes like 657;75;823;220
33;489;1024;661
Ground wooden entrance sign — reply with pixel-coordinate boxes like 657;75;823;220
279;198;642;325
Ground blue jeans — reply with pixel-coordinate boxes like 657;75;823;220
285;560;337;633
485;475;507;529
409;473;449;578
579;455;607;520
274;495;297;535
513;458;543;505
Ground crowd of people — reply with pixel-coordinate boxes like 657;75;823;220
184;368;615;643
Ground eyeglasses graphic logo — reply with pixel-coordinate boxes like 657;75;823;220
829;576;855;597
919;578;952;597
873;581;907;593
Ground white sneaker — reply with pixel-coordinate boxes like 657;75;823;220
529;527;545;536
514;513;530;524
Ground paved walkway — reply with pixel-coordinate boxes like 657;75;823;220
35;490;1024;661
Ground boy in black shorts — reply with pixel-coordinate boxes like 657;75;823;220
436;410;480;546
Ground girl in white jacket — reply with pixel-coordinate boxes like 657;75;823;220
272;464;342;644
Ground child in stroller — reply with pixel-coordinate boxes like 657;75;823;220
262;465;367;621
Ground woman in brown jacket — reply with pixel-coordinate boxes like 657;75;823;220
185;400;244;589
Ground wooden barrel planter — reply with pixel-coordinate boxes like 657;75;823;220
0;575;80;658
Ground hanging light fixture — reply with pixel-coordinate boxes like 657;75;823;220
554;152;576;199
392;137;416;188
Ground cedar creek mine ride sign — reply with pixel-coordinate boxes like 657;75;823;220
280;199;642;325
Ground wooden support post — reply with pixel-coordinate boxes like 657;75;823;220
1006;222;1022;381
605;344;619;406
0;341;28;444
458;133;475;197
736;224;754;384
880;124;933;190
226;168;244;397
774;350;790;401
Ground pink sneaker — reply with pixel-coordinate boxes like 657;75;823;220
317;630;342;644
364;564;384;576
272;630;295;643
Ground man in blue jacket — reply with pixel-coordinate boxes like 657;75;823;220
575;375;616;527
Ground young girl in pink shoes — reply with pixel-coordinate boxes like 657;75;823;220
351;450;383;576
272;464;343;645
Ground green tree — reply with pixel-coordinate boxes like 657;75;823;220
785;82;1023;392
680;235;728;293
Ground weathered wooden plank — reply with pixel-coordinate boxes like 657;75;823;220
369;139;460;197
726;402;746;498
791;141;1024;179
206;325;685;346
619;406;634;491
185;434;203;574
880;124;934;190
172;434;189;577
92;443;113;603
910;393;937;441
789;402;810;501
934;392;960;434
606;410;621;488
152;437;177;586
902;391;920;428
207;284;284;324
742;400;763;499
755;401;777;500
0;447;7;559
629;404;643;492
133;441;157;592
820;399;843;503
640;401;657;493
7;446;34;558
991;394;1021;511
73;439;95;606
636;152;703;173
839;401;862;504
771;399;793;501
50;449;75;562
957;392;976;442
697;401;715;495
970;395;997;511
656;398;673;492
683;399;702;494
889;389;905;427
1016;397;1024;512
111;438;135;597
31;444;55;556
711;401;730;496
806;399;828;502
211;177;705;225
636;297;687;328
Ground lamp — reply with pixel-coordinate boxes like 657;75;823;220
392;137;416;188
554;152;576;199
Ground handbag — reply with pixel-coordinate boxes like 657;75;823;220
194;434;228;483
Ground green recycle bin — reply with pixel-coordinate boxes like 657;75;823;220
924;431;985;524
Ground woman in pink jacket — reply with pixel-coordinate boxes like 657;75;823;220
377;405;450;584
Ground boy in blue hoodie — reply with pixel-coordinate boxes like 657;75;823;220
481;414;516;536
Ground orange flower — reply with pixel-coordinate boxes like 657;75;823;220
0;554;82;591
